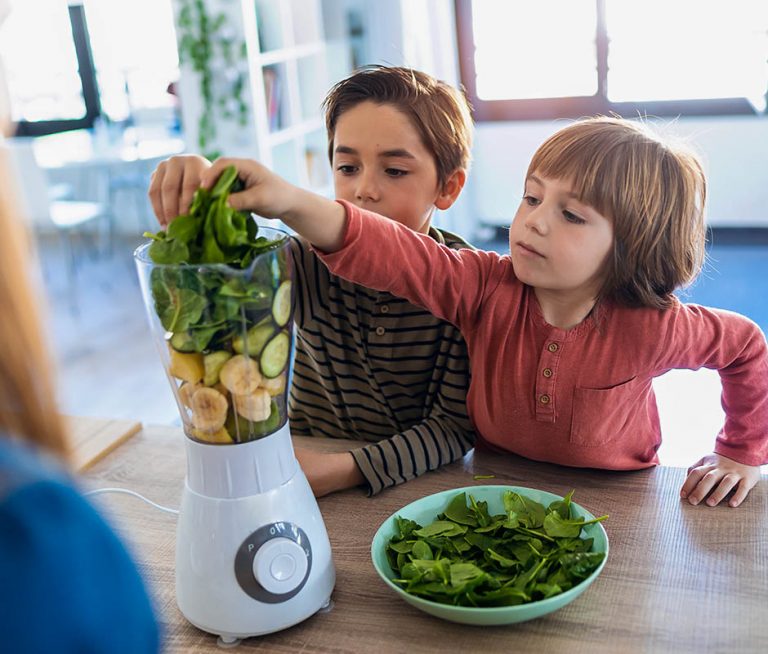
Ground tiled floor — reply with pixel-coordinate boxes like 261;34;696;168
41;230;768;469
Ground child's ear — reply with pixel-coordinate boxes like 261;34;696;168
435;169;467;211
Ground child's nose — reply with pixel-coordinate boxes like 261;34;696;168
524;206;548;234
355;172;380;202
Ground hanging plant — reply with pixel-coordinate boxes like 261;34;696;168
176;0;250;158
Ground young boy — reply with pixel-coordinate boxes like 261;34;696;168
148;66;476;496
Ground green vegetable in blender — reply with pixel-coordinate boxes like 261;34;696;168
260;332;290;378
143;166;292;443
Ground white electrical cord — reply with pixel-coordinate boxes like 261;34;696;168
85;487;179;515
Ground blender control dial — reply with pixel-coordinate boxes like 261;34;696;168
234;522;313;603
252;537;309;594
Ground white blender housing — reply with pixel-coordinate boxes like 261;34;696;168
176;423;335;642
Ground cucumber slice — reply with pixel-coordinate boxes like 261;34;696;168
232;320;274;356
272;280;292;327
260;331;289;378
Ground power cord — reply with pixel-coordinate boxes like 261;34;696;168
85;487;179;515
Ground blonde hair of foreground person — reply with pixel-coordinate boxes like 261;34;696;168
0;148;69;457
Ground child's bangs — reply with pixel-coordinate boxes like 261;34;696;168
528;126;626;218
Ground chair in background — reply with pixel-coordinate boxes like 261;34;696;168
2;137;111;314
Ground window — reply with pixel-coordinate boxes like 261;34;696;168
1;1;98;134
0;0;179;136
455;0;768;121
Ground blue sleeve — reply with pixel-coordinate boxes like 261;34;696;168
0;479;160;654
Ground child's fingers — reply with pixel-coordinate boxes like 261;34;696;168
684;468;722;505
159;163;184;223
147;167;167;226
680;464;711;498
200;157;244;190
727;478;754;508
702;473;740;506
179;166;203;216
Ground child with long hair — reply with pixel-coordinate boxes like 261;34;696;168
190;116;767;507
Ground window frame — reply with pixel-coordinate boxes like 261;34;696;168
454;0;758;122
13;4;100;137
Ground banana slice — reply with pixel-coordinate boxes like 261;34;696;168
233;388;271;422
178;381;202;408
219;354;262;395
190;386;229;433
260;372;286;397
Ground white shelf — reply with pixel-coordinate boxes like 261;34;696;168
257;42;326;66
267;118;324;146
173;0;351;193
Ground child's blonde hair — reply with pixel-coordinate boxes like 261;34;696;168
528;116;707;309
322;65;473;187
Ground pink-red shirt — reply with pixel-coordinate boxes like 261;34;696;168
317;201;768;469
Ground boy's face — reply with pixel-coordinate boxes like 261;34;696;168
508;172;614;301
330;101;444;234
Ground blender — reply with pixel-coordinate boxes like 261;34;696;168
135;226;335;643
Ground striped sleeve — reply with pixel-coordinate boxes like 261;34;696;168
288;232;475;495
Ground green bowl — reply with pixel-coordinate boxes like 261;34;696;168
371;485;609;626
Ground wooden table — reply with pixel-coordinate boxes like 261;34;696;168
83;425;768;653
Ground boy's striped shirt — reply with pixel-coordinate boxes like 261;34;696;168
288;232;475;495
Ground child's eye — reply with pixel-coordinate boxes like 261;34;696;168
337;165;357;175
563;210;586;225
385;168;408;178
523;194;540;206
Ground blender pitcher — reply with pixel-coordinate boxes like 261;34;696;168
135;227;335;643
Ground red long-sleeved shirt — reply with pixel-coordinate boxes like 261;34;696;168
317;201;768;469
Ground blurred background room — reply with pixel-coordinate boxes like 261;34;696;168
1;0;766;467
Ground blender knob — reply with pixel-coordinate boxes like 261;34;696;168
252;537;309;595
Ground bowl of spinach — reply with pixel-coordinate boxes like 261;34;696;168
371;486;608;625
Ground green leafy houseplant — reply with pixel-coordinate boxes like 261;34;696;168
176;0;249;157
386;489;607;607
141;166;292;444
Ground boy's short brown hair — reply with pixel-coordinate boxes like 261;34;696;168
322;65;473;186
528;116;707;310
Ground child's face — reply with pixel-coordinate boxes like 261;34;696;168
508;173;614;300
330;101;444;234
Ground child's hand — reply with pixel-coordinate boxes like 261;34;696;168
199;157;298;221
200;158;347;252
680;453;762;507
293;447;364;497
148;154;212;226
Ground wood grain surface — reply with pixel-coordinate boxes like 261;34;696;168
65;415;142;471
82;426;768;654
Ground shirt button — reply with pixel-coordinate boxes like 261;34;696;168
542;368;553;378
547;342;559;353
539;394;551;405
380;305;389;313
375;326;385;336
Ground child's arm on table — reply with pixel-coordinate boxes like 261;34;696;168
659;303;768;507
294;406;475;497
292;449;364;497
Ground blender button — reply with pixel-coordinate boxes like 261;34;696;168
271;553;296;581
253;538;308;594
